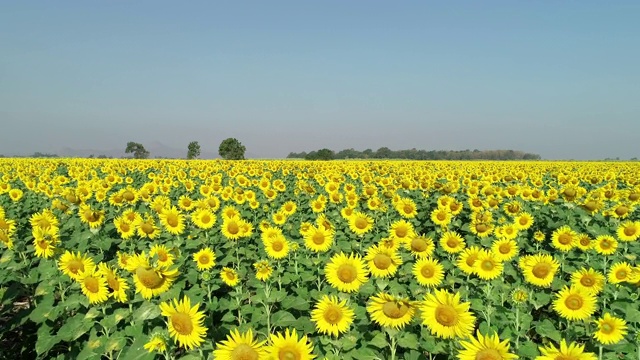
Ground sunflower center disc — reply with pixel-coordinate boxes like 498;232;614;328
382;301;409;319
616;270;627;280
481;260;494;271
580;277;595;287
355;218;368;230
136;267;164;289
421;266;434;278
532;263;551;278
170;313;194;335
278;347;299;360
616;206;628;216
625;227;636;236
395;227;408;238
201;214;211;224
312;233;325;245
323;305;343;324
476;349;503;360
230;343;259;360
199;255;210;265
446;239;458;249
411;238;428;252
68;260;84;275
228;222;240;235
437;213;446;221
558;234;572;245
337;264;357;283
373;254;392;270
499;244;511;254
601;322;614;334
107;276;119;291
435;305;458;326
272;241;284;252
565;294;584;310
476;224;488;233
84;277;100;293
157;252;168;262
121;223;130;232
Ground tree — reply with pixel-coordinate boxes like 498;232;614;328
125;142;150;159
305;148;334;160
187;141;201;159
218;138;246;160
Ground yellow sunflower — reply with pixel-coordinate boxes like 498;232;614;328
491;238;518;261
388;219;416;241
551;225;577;252
114;216;136;239
159;295;208;350
221;216;243;241
76;265;109;304
98;263;129;303
191;208;217;230
594;235;618;255
143;334;167;353
253;260;273;282
440;231;466;254
348;211;374;235
158;206;186;235
303;226;334;253
325;252;369;293
364;244;402;278
593;313;627;345
513;212;534;230
536;340;597;360
616;221;640;242
474;250;503;281
366;292;415;330
193;247;216;271
419;289;476;339
552;286;597;321
608;262;632;284
129;254;179;299
456;246;482;275
221;267;240;287
570;268;605;295
58;251;95;280
413;257;444;287
137;214;160;239
149;244;175;267
404;236;435;258
213;328;267;360
457;331;518;360
311;295;355;337
431;207;453;227
519;254;559;288
267;328;315;360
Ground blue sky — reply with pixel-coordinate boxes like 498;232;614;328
1;1;639;159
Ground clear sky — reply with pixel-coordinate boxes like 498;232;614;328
1;1;639;159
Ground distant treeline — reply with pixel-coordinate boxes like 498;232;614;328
288;147;542;161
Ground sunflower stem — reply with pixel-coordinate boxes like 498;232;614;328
514;306;520;350
598;344;603;360
388;331;397;360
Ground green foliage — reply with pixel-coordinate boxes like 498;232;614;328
186;141;201;159
218;138;246;160
305;148;335;160
125;142;150;159
289;147;542;160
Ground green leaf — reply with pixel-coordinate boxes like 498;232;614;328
535;319;561;342
133;301;161;323
36;323;60;356
625;304;640;323
271;310;297;327
518;341;540;358
57;313;92;342
396;332;419;350
118;333;155;360
281;296;310;311
368;332;388;349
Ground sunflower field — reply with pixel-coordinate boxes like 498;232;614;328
1;159;640;360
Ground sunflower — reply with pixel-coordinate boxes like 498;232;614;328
514;212;534;230
469;220;494;238
213;328;268;360
593;313;627;345
456;246;482;275
158;206;185;235
510;288;529;304
98;263;129;303
58;251;96;280
221;216;243;241
143;334;168;353
325;252;369;293
221;267;240;287
474;250;503;281
253;260;273;281
311;295;355;337
30;209;59;230
431;207;452;227
130;255;179;299
594;235;618;255
264;235;290;259
491;238;518;261
553;286;597;321
366;292;415;330
303;226;334;253
193;247;216;271
575;233;593;251
364;245;402;278
396;198;417;218
608;262;632;284
8;188;23;202
413;257;444;287
159;295;208;350
149;244;175;267
388;219;416;241
551;226;576;252
76;265;109;304
536;340;597;360
570;268;604;295
32;226;58;258
419;289;476;339
617;221;640;242
114;216;136;239
191;208;217;230
440;231;466;254
405;236;435;258
267;328;315;360
137;215;161;239
348;211;374;235
533;231;546;242
457;331;518;360
78;204;106;229
519;254;559;288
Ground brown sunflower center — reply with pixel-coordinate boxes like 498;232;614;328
475;349;503;360
36;239;49;250
166;214;179;227
135;267;164;289
616;270;627;280
446;238;459;249
373;254;392;270
436;212;446;221
435;305;458;327
466;255;478;267
411;238;428;252
272;241;284;252
476;224;488;233
565;294;584;310
580;276;595;287
624;227;637;236
519;217;529;226
199;254;210;265
395;227;408;238
170;313;193;335
278;347;300;360
84;277;100;293
107;276;120;291
403;204;414;214
227;222;240;235
201;214;211;224
382;301;410;319
558;234;572;245
615;206;629;216
421;265;434;278
123;191;134;201
120;223;130;232
499;244;511;254
312;232;326;245
355;217;368;230
231;343;259;360
600;322;614;335
323;305;343;324
532;263;551;278
481;260;495;271
67;259;84;275
599;239;612;249
157;251;168;262
337;264;357;283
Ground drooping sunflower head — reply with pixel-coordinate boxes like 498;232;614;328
366;292;415;330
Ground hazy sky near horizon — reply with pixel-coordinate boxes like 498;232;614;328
1;1;639;159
